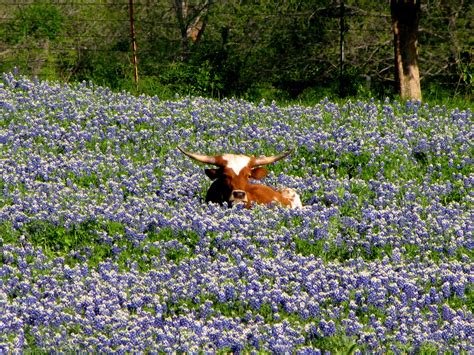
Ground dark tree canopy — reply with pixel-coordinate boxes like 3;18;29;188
0;0;471;101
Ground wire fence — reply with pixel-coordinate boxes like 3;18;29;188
0;1;470;94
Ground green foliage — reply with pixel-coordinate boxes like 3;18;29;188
243;83;290;103
159;60;224;97
119;75;175;99
305;334;360;354
338;67;370;98
74;53;130;90
145;226;201;263
22;219;103;255
293;235;395;262
1;1;471;101
0;221;18;245
6;3;64;43
448;287;473;311
0;219;203;271
0;2;66;80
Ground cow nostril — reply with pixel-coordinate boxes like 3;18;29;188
232;190;246;200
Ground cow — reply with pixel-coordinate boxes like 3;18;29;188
280;187;303;208
178;146;302;208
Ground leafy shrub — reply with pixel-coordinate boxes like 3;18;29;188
6;3;64;43
160;60;223;97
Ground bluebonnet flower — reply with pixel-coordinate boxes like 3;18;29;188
319;319;336;337
0;74;472;352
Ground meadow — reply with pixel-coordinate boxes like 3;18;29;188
0;72;472;352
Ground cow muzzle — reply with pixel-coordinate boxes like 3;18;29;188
230;190;248;205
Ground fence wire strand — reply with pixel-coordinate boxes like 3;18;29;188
0;1;469;94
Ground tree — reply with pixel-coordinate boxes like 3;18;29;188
1;0;470;100
174;0;213;54
391;0;422;100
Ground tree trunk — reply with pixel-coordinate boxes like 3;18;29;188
391;0;422;100
174;0;211;56
174;0;190;54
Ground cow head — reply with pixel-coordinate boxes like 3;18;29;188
178;146;292;207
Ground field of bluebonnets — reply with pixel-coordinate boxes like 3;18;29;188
0;72;473;352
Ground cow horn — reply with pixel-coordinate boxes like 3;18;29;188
254;150;293;166
177;146;218;165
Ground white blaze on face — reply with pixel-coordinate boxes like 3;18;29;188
222;154;251;175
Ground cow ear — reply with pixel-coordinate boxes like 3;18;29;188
251;167;268;179
205;168;220;180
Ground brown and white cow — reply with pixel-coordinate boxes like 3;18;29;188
178;146;302;208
